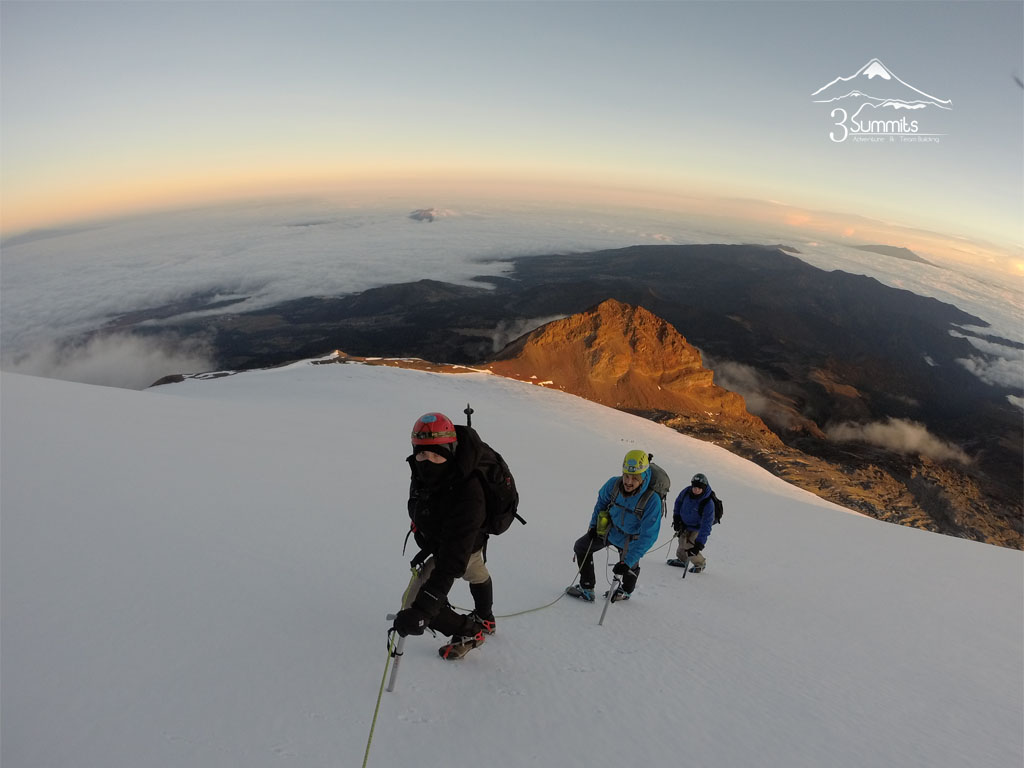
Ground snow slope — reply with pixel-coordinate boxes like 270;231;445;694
2;362;1021;768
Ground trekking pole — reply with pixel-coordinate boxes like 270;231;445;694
598;537;632;626
384;621;405;692
598;575;621;626
384;564;424;693
680;540;691;580
464;402;473;427
673;532;690;579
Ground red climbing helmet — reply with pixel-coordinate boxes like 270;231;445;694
411;412;458;447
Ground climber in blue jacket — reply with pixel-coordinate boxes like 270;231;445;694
669;472;715;573
565;449;662;602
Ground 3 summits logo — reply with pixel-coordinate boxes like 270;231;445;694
812;58;952;143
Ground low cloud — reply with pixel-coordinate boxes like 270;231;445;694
2;332;215;390
955;356;1024;389
826;417;971;464
949;330;1020;357
489;315;566;354
709;358;803;429
948;330;1024;389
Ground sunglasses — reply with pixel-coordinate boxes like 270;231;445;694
411;430;456;441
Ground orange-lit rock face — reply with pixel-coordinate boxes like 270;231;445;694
488;299;773;438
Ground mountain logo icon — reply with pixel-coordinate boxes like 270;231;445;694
812;58;952;143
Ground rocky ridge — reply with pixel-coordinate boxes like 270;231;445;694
486;299;778;444
480;300;1021;547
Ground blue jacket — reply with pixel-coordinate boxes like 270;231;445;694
589;472;662;568
673;485;715;546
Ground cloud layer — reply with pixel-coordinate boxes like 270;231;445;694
2;197;1021;392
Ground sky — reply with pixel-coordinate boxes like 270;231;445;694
2;359;1022;767
2;1;1022;259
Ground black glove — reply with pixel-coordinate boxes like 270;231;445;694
672;518;683;532
685;541;704;557
393;607;429;637
612;561;631;576
587;527;599;540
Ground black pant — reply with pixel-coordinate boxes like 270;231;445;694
406;558;485;638
573;532;640;594
430;604;481;638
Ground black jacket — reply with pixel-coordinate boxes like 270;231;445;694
406;424;488;604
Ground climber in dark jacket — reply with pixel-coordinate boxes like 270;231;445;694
391;412;493;660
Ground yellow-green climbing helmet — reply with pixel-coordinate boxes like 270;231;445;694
622;449;649;475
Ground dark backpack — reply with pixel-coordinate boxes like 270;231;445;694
699;491;724;525
474;442;525;535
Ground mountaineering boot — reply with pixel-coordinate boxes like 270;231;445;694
438;630;486;660
666;558;688;568
469;579;495;634
688;563;705;573
468;611;496;635
604;587;631;603
565;584;595;602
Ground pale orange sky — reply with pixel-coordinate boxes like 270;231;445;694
3;2;1021;275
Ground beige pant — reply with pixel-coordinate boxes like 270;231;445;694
676;530;707;568
462;549;491;584
403;549;490;608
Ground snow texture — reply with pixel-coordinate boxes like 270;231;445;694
2;361;1022;767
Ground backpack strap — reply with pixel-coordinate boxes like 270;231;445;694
635;488;658;519
697;491;717;519
610;478;661;522
606;478;623;509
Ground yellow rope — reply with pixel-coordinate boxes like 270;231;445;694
452;533;679;618
362;567;420;768
361;635;395;768
366;531;681;768
521;533;676;614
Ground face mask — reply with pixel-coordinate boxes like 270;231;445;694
415;458;452;485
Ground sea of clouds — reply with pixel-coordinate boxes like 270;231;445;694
2;197;1020;432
